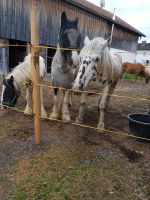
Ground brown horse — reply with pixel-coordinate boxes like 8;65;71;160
121;62;145;81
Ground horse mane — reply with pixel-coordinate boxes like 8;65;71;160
81;37;105;55
7;54;46;85
101;47;117;80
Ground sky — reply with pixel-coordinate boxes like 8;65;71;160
88;0;150;42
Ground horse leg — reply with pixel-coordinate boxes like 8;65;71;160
24;84;33;114
97;84;110;132
56;88;65;117
62;90;71;122
40;86;47;117
97;93;102;111
75;92;87;124
50;88;60;119
135;73;138;82
105;81;118;109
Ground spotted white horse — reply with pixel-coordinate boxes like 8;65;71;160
50;11;81;122
73;36;122;132
1;54;47;117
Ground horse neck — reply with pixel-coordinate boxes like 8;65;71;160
100;48;113;78
7;62;30;86
100;47;121;81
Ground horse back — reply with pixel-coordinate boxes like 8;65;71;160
122;62;145;74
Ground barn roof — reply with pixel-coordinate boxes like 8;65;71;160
65;0;145;37
137;42;150;50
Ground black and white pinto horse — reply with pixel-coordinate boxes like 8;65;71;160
73;36;122;131
1;54;47;117
50;12;81;122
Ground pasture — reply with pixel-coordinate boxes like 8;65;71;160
0;75;150;200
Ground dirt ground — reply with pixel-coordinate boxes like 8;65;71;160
0;75;150;200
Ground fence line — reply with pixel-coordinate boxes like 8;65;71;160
1;42;150;144
1;43;150;56
19;80;150;104
36;83;150;103
2;104;150;142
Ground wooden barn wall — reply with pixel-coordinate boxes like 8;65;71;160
112;26;139;52
0;0;139;52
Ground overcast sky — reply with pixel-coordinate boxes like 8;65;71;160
88;0;150;42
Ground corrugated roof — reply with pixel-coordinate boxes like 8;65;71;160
137;43;150;50
65;0;145;37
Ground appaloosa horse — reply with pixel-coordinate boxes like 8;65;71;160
50;11;81;122
73;36;122;132
1;54;47;117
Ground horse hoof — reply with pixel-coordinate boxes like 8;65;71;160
62;114;71;123
97;128;105;133
24;108;32;115
41;112;47;118
75;116;83;124
97;122;105;133
50;112;59;119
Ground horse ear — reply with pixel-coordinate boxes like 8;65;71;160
61;11;67;25
84;36;90;45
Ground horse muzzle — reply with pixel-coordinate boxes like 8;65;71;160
2;95;18;107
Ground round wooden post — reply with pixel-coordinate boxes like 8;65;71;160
30;0;41;144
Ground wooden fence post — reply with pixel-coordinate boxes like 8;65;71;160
30;0;41;144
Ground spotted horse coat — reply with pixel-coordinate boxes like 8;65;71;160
73;36;122;132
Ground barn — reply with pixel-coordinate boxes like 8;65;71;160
0;0;145;74
136;41;150;64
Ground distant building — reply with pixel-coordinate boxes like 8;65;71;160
135;41;150;64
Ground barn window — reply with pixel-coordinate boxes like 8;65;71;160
9;39;27;72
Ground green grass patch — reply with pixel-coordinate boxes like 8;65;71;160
124;72;145;80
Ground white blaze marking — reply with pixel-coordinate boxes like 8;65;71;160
72;51;79;66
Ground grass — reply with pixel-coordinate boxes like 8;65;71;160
1;145;149;200
124;72;145;80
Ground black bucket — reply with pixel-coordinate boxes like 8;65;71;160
128;113;150;142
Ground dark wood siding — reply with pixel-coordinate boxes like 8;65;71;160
0;39;9;74
0;0;139;52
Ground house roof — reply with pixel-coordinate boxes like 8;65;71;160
65;0;145;37
137;43;150;50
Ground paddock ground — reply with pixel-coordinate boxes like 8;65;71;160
0;75;150;200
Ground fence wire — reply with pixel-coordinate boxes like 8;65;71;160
1;44;150;142
2;104;150;142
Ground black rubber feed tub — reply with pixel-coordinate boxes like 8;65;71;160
128;113;150;142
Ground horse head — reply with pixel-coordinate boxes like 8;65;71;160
73;37;110;90
1;75;20;108
59;11;81;67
